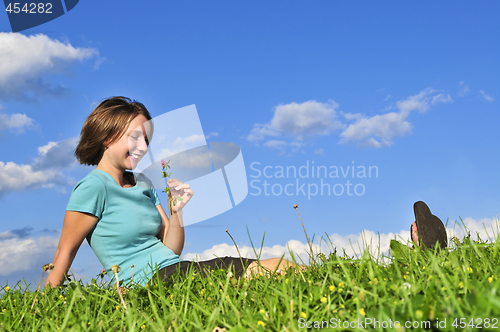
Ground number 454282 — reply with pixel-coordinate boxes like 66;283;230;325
5;3;53;14
452;318;498;329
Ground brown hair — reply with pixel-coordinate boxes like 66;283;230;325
75;96;153;165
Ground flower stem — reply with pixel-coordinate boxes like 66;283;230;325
293;204;316;266
31;263;54;311
111;264;127;310
226;229;245;272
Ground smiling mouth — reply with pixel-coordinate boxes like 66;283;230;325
128;152;143;160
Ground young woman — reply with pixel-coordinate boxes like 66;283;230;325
45;96;296;288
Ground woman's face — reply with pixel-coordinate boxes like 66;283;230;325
105;114;152;171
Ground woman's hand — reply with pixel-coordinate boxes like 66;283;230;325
166;178;193;213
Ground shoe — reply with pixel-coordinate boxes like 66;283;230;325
413;201;447;250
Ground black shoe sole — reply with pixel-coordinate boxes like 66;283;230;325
413;201;448;250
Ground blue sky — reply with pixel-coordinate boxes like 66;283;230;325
0;1;499;287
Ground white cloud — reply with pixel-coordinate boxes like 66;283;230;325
395;88;451;115
479;90;494;102
246;124;280;142
247;100;343;143
169;148;212;169
314;148;324;155
0;161;63;196
458;81;470;97
340;112;412;148
205;132;219;140
262;140;287;149
431;93;453;105
0;112;34;132
37;141;58;155
156;134;206;159
0;236;58;276
0;231;13;240
0;32;98;101
340;88;452;148
182;216;500;265
0;137;79;197
32;137;79;171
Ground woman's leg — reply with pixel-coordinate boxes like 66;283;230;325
243;257;304;278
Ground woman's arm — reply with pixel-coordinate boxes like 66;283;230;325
156;204;184;255
156;178;193;255
45;211;98;287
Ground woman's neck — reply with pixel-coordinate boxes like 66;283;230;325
95;164;132;188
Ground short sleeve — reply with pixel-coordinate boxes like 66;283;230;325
66;175;106;219
152;187;161;206
136;172;161;206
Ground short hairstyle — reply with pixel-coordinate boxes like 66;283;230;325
75;96;153;166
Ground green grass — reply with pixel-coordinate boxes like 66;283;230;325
1;234;500;332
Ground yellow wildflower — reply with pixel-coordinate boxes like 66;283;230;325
338;282;344;288
257;321;265;327
458;282;464;289
300;312;307;318
488;276;493;283
329;285;335;292
259;309;265;314
467;267;473;274
320;297;327;303
416;310;423;319
5;287;10;292
441;287;446;291
422;266;426;270
359;308;366;316
141;325;146;330
116;305;120;310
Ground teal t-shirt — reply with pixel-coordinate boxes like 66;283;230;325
66;169;180;286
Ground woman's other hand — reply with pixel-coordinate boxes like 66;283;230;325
166;178;193;212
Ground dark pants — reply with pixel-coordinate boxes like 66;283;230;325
151;256;257;284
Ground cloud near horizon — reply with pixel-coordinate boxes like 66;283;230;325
182;216;500;263
0;234;58;276
1;215;497;284
0;32;99;102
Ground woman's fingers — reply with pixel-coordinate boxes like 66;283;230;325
166;179;193;212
